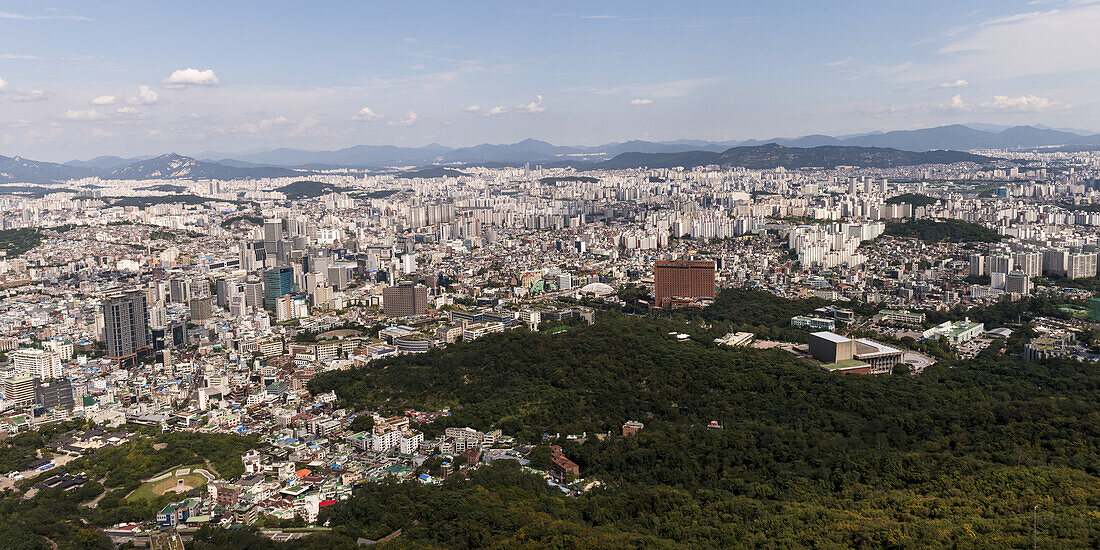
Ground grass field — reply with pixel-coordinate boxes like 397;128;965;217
126;464;210;502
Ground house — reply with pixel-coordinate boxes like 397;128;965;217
550;446;579;482
622;420;644;437
157;498;197;528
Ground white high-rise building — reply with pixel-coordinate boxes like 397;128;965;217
11;348;63;380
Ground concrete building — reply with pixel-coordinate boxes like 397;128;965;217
35;380;75;410
807;331;903;375
653;259;715;308
103;289;151;367
3;376;36;408
383;283;428;318
11;348;63;380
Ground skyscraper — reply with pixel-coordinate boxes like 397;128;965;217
654;260;716;308
103;289;151;367
263;267;298;310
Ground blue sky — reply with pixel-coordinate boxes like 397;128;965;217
2;0;1098;161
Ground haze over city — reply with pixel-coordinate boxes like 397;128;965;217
3;0;1100;160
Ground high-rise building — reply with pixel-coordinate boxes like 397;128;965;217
190;297;213;322
1005;272;1032;295
103;289;152;366
969;254;987;277
10;348;63;380
3;376;36;407
168;278;192;303
383;283;429;317
263;267;298;310
654;260;715;308
264;219;282;243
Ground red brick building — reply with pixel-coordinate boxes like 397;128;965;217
654;260;716;308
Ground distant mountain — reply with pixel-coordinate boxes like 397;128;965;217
109;153;301;180
64;155;153;170
191;125;1100;169
597;143;997;170
839;125;1098;151
207;144;453;168
0;155;93;184
6;124;1100;183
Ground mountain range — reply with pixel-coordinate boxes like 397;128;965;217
1;124;1095;185
182;124;1099;168
595;143;996;170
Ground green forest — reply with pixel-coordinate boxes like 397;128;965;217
298;313;1099;548
0;228;46;258
883;219;1003;243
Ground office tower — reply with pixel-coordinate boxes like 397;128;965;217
171;320;189;348
654;260;716;308
264;219;282;243
3;376;36;407
35;380;75;410
383;283;429;317
103;289;152;366
263;267;298;310
215;278;230;308
244;280;264;310
10;348;63;380
240;241;266;272
190;297;213;321
168;278;192;303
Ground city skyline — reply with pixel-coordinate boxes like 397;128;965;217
3;0;1100;160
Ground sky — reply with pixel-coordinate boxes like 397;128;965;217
2;0;1099;161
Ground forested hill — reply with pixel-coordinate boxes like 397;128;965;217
884;218;1004;243
296;313;1100;548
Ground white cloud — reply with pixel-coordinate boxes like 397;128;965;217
387;111;418;127
934;92;1062;114
11;89;48;102
116;106;140;115
61;109;106;121
352;107;383;121
630;98;654;105
514;95;545;114
0;11;90;21
92;95;116;105
901;3;1100;81
161;68;219;87
0;77;8;91
588;77;723;98
464;105;481;113
936;79;971;89
484;95;547;116
128;85;159;105
981;94;1061;112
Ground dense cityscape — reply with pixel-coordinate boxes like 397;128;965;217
2;1;1100;548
